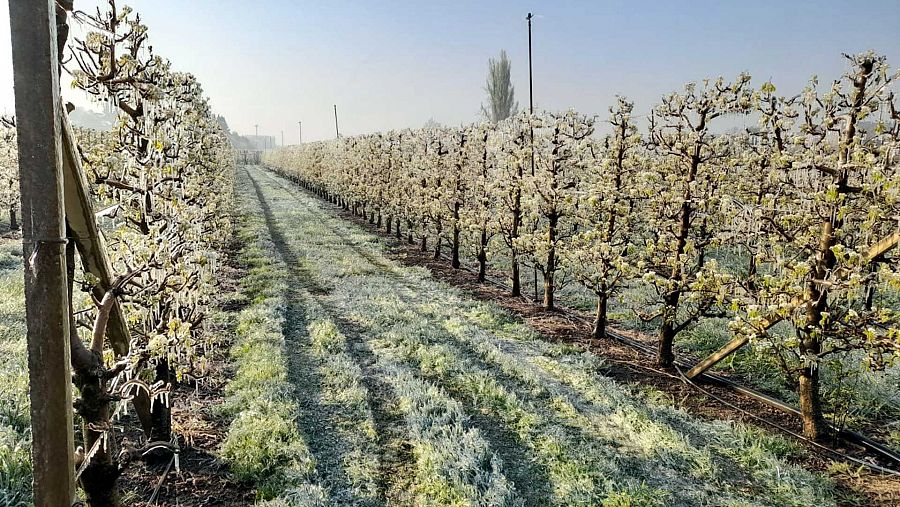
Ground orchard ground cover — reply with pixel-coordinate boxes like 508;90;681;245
0;238;28;506
226;164;837;506
472;249;900;443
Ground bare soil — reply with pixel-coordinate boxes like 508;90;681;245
117;239;255;506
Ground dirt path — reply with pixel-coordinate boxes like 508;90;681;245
245;167;555;506
236;165;841;507
247;168;450;506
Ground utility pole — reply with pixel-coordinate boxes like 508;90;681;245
527;12;535;117
527;12;538;301
334;104;340;139
298;121;302;144
9;1;77;504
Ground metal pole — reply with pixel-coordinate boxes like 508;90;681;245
527;12;534;115
526;12;539;301
298;121;302;144
9;0;76;504
334;104;340;139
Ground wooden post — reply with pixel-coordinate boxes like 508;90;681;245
686;231;900;380
685;335;749;379
60;109;131;356
9;0;76;505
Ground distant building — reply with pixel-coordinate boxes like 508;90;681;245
245;135;278;150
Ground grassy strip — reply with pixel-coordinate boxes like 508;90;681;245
305;311;382;503
355;276;835;506
441;309;832;505
252;167;837;507
238;169;522;505
383;363;520;506
219;184;328;504
271;197;522;504
0;239;30;506
305;292;521;505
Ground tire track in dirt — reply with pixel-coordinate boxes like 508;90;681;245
246;167;414;505
254;167;556;506
247;168;369;505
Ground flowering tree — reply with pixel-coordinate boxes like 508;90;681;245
0;124;19;231
460;124;498;281
730;54;900;439
519;111;594;310
64;1;234;501
641;75;753;366
492;113;531;295
563;98;642;340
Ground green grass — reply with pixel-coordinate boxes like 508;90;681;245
0;240;30;506
241;165;837;506
219;191;327;503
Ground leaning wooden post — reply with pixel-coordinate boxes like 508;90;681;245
9;0;76;505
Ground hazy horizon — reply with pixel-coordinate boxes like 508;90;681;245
2;1;899;142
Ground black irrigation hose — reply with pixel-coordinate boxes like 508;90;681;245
269;166;900;477
148;452;176;504
672;363;900;478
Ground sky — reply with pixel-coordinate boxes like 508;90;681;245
2;0;899;143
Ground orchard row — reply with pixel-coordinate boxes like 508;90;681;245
265;53;900;441
1;2;234;503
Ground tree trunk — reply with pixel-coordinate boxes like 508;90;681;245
420;220;427;252
67;240;121;506
592;292;608;342
9;207;18;231
451;209;460;269
407;219;414;244
799;364;826;440
543;214;557;310
396;220;401;239
376;212;382;228
433;220;442;259
657;292;680;367
511;171;522;296
150;358;172;443
511;253;520;296
477;228;487;282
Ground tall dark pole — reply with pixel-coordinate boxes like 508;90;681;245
334;104;340;139
527;12;534;116
526;12;538;301
298;121;302;144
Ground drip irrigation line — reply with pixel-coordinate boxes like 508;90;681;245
673;363;900;478
148;452;176;504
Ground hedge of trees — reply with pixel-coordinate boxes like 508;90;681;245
264;52;900;441
3;1;234;503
